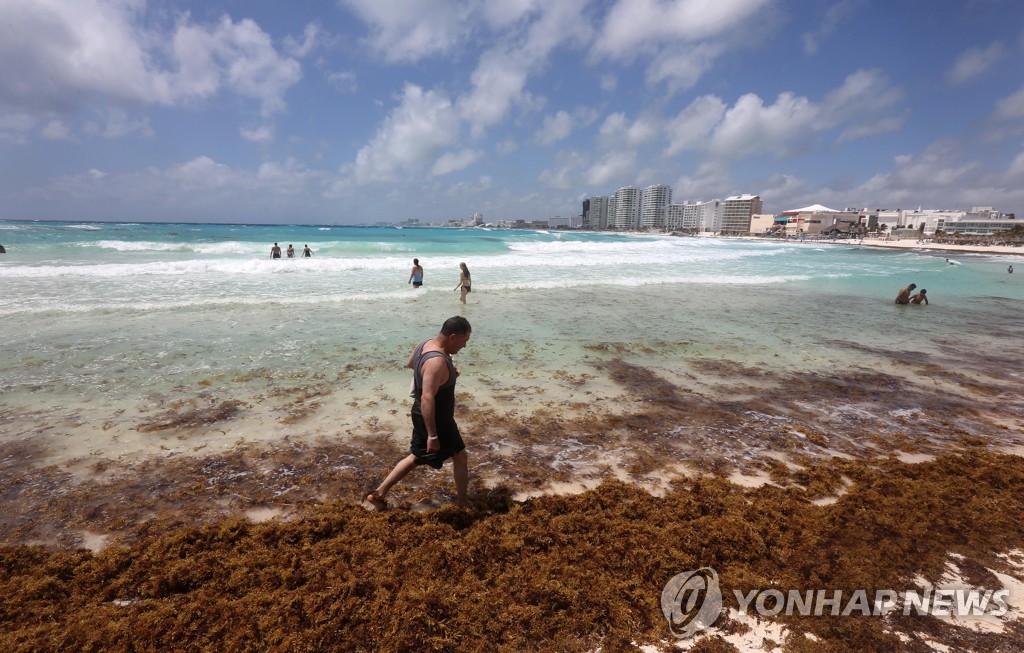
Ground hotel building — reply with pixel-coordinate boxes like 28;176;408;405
721;194;763;234
640;184;672;229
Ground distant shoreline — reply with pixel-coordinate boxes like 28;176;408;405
839;238;1024;257
715;234;1024;257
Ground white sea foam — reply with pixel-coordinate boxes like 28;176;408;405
88;240;191;252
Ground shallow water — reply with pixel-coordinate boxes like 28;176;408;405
1;221;1022;545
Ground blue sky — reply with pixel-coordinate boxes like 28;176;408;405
1;0;1023;224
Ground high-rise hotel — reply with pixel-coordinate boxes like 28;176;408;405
584;187;761;234
610;186;640;230
640;184;672;229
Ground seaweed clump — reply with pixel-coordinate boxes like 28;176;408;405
137;400;245;433
2;452;1024;651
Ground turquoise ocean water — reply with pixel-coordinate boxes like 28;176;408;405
1;220;1022;479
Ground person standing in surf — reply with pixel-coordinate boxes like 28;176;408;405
270;243;282;259
408;258;424;288
454;262;471;304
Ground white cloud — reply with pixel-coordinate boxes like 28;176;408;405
479;1;541;28
457;0;589;137
664;96;726;156
598;112;659;147
536;111;574;145
1007;146;1024;180
173;16;303;116
600;74;618;93
284;22;323;58
660;70;902;160
354;83;460;183
819;69;904;140
672;160;731;200
757;173;805;205
432;149;483;176
710;92;818;159
539;150;584;190
496;139;519;155
994;86;1024;121
586;150;637;187
819;69;902;124
340;0;475;63
806;139;1024;212
544;111;579;144
445;175;493;198
41;120;75;141
105;111;153;139
256;158;316;194
83;110;154;139
645;42;725;93
459;48;532;137
87;169;107;179
241;125;275;143
0;2;301;120
327;71;357;92
595;0;768;59
802;0;863;56
837;114;908;144
167;156;237;190
946;42;1005;85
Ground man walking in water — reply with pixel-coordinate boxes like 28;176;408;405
270;242;282;259
365;316;472;509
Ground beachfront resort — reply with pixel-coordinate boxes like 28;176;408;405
399;184;1020;244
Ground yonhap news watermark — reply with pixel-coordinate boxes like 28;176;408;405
661;567;1010;639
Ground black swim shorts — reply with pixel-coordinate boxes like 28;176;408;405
409;413;465;469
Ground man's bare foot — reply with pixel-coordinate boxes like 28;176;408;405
363;491;387;511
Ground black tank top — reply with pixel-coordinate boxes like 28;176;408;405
410;340;457;425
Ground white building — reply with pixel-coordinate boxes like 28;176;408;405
666;203;687;230
611;186;640;230
900;208;966;235
640;184;672;230
695;199;723;233
584;196;609;230
721;194;763;234
778;204;860;235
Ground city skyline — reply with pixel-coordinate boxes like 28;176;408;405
2;1;1024;224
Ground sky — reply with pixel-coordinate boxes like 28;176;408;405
1;0;1024;225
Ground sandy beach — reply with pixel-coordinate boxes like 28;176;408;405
840;237;1023;257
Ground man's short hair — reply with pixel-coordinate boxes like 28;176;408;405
441;316;471;335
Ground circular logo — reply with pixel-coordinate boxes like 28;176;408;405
661;567;723;639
